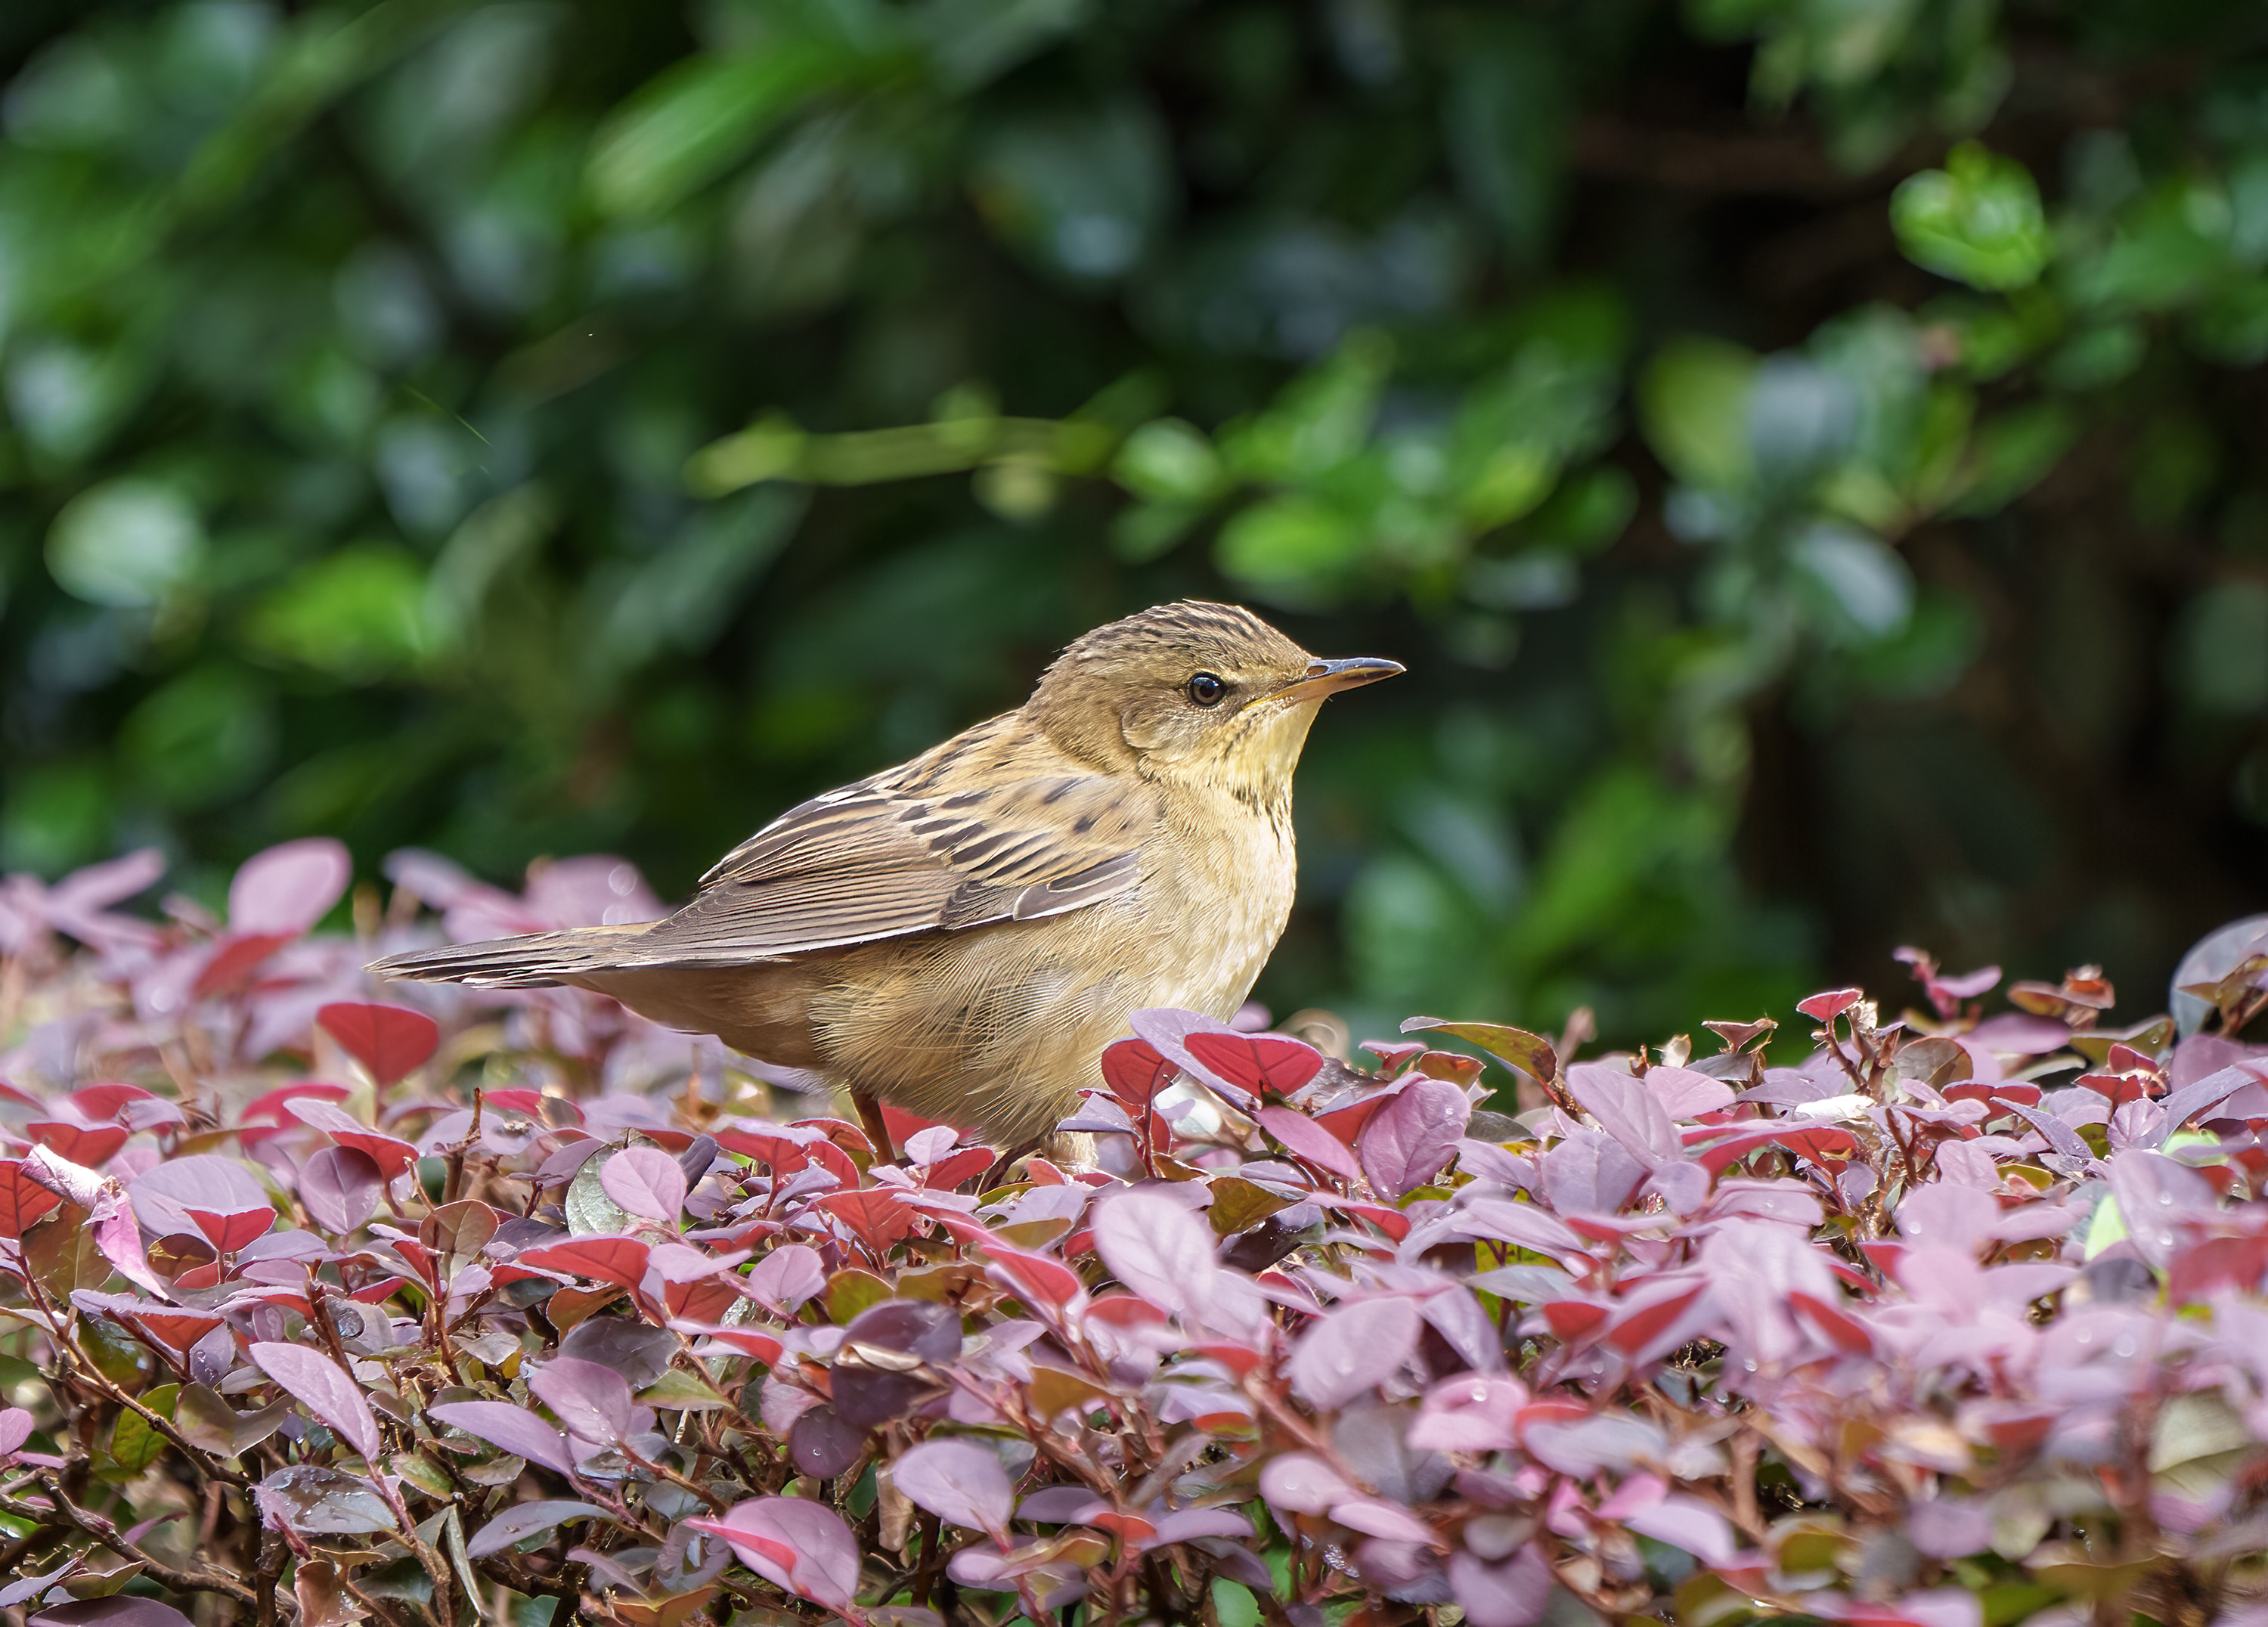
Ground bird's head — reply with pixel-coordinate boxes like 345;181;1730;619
1027;600;1402;798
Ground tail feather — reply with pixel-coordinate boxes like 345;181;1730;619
368;924;651;989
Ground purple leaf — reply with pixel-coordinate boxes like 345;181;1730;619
1622;1494;1734;1564
529;1357;633;1446
32;1602;197;1627
892;1439;1015;1538
1448;1545;1552;1627
0;1406;31;1458
2108;1150;2217;1266
789;1405;867;1478
464;1500;603;1559
1357;1079;1471;1198
299;1146;383;1235
1332;1498;1441;1545
687;1497;860;1610
1287;1297;1421;1410
229;838;352;937
599;1145;687;1225
128;1154;271;1238
428;1401;576;1477
249;1343;380;1464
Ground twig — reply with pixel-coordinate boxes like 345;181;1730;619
33;1473;259;1607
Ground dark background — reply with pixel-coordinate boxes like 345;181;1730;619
4;0;2266;1048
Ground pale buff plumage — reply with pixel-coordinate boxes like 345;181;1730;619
370;602;1400;1148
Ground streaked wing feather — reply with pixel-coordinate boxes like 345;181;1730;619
624;764;1150;965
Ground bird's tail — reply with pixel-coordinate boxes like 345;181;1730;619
367;923;652;989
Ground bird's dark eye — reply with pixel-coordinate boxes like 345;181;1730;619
1186;672;1226;707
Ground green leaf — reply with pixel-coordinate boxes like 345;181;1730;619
1213;494;1367;599
1639;338;1758;491
242;544;430;680
1892;143;2052;292
1112;420;1227;505
120;665;278;812
106;1384;180;1477
587;41;864;219
45;478;204;608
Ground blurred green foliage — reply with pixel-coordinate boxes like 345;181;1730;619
4;0;2268;1047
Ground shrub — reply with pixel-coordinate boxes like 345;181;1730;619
2;841;2267;1627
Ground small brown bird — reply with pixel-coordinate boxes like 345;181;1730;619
371;601;1400;1151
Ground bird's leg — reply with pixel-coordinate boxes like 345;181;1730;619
851;1089;897;1165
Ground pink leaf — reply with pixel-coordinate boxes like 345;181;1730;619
743;1244;826;1314
1258;1451;1353;1514
686;1498;860;1611
1092;1188;1218;1322
891;1439;1015;1539
1287;1297;1421;1409
315;1003;439;1089
0;1405;31;1458
599;1146;688;1224
1257;1105;1362;1182
428;1401;577;1477
1356;1078;1472;1197
529;1357;633;1446
249;1343;382;1464
230;839;352;937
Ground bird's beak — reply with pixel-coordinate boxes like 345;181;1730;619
1271;655;1405;704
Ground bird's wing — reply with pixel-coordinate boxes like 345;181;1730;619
618;769;1154;966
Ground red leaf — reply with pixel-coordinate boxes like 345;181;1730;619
1542;1301;1610;1342
1605;1285;1705;1354
921;1147;996;1190
187;1207;276;1254
27;1122;126;1168
128;1306;225;1351
1099;1037;1177;1108
1796;987;1864;1023
284;1099;419;1180
316;1003;439;1088
1789;1291;1873;1355
0;1161;63;1240
879;1104;955;1146
66;1083;153;1122
981;1241;1086;1309
1186;1031;1325;1097
814;1188;915;1253
192;932;293;999
517;1236;653;1289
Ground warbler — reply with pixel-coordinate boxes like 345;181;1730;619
370;601;1400;1151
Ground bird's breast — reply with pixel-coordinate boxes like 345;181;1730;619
1132;792;1297;1020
